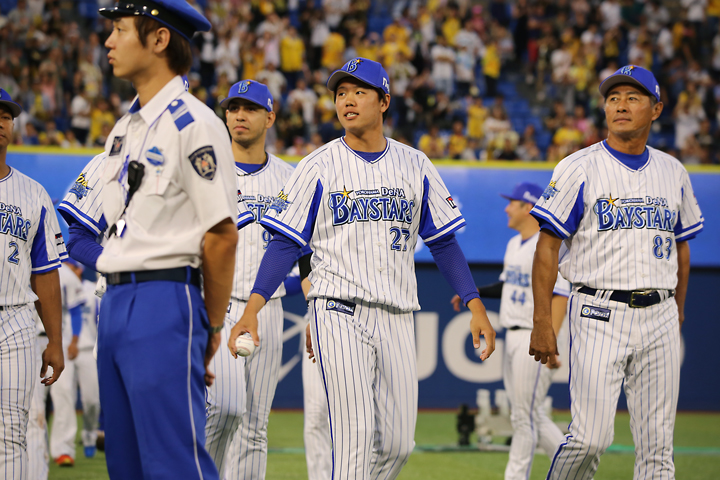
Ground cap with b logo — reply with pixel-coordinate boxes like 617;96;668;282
0;88;21;118
599;65;661;102
500;182;544;205
220;80;274;112
327;58;390;95
99;1;211;41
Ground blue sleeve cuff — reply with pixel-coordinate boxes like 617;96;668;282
58;201;106;236
237;210;255;230
283;274;302;296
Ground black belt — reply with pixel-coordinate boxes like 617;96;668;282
38;332;47;337
508;326;530;331
578;286;674;308
0;304;22;311
106;267;201;287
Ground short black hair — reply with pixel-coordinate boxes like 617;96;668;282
135;16;192;75
333;80;390;121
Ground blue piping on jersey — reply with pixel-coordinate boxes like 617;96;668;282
31;259;62;274
58;201;105;236
532;183;584;239
30;206;53;270
235;162;264;174
236;211;254;230
340;137;390;164
0;166;14;183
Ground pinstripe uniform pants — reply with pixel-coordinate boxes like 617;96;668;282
548;291;680;480
310;298;418;480
0;304;37;480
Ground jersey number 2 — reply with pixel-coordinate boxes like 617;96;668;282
7;241;19;265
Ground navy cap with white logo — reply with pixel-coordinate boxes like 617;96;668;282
0;88;21;118
99;1;211;41
599;65;661;102
500;182;544;205
327;58;390;95
220;80;274;112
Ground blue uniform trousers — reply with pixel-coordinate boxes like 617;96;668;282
97;278;219;480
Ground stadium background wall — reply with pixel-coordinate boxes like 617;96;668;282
10;148;719;411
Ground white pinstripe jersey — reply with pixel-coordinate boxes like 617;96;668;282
58;152;108;239
58;264;85;343
233;155;296;300
0;167;67;306
78;279;99;350
96;76;251;273
532;142;704;290
261;137;465;311
499;232;571;329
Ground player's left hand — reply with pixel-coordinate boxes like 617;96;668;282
529;323;559;367
467;299;495;361
228;311;259;359
68;337;79;360
451;294;462;312
41;340;64;386
204;331;222;386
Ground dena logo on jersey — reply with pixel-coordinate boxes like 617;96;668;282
593;195;676;232
329;186;414;226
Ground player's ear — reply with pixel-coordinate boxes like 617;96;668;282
265;110;276;129
380;93;391;113
651;101;663;122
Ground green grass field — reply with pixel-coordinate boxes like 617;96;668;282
48;411;720;479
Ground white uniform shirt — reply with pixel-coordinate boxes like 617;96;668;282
260;137;465;312
0;167;67;306
234;155;296;300
58;152;108;239
96;76;251;273
498;232;571;329
58;264;85;345
78;279;99;350
532;142;704;290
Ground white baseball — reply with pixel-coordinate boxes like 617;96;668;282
235;333;256;357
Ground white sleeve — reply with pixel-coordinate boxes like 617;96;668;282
552;273;571;297
531;157;587;239
63;271;85;310
57;153;108;235
674;169;704;242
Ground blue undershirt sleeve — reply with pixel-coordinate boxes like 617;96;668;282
251;233;303;301
427;234;480;305
70;305;83;336
66;220;103;270
283;274;302;296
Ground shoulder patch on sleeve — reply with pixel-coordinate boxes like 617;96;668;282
188;146;217;180
168;99;194;131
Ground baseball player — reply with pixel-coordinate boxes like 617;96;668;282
27;261;85;475
77;2;248;478
228;57;496;479
75;270;100;458
529;65;704;479
0;88;65;479
204;79;311;478
452;182;570;480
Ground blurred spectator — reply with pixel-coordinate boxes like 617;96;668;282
516;127;542;161
70;86;91;146
287;78;318;137
482;38;501;97
286;136;313;156
674;87;706;150
447;120;468;160
388;52;417;98
215;30;241;84
494;137;520;160
276;100;306;148
322;29;346;71
544;100;568;134
280;26;305;90
553;116;583;157
430;35;455;98
466;96;489;143
38;120;64;147
256;63;286;106
418;125;446;159
22;123;39;146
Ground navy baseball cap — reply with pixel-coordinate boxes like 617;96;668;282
500;182;544;205
599;65;661;102
99;1;211;41
0;88;21;118
327;58;390;95
220;80;274;112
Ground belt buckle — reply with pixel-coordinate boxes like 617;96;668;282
107;272;121;285
629;289;653;308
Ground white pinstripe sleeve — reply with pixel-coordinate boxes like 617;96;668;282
63;268;85;310
552;273;571;297
260;157;322;247
531;157;587;239
57;153;107;235
674;169;704;242
418;158;466;244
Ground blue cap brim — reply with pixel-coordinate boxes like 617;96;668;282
219;96;270;111
0;100;21;118
599;75;659;102
327;71;385;93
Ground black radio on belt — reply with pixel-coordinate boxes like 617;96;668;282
109;161;145;237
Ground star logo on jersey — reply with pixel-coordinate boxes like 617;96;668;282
606;194;619;207
346;58;362;72
341;186;354;199
188;146;217;180
541;181;559;200
267;190;293;214
69;173;93;202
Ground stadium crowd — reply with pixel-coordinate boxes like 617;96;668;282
0;0;718;164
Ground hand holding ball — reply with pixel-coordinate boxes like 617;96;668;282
235;333;256;357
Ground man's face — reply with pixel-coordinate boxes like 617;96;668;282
0;107;13;148
604;84;662;138
225;98;274;148
104;17;152;80
505;199;531;231
335;78;389;136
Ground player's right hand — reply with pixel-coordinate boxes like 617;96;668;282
228;311;259;359
529;322;559;368
41;340;64;386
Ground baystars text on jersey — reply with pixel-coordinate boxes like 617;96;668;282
329;186;414;226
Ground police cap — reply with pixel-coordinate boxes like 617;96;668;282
99;1;211;41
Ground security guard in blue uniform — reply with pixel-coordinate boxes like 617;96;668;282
93;2;250;478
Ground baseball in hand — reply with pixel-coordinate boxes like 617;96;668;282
235;333;256;357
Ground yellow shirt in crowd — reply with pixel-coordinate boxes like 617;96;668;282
280;35;305;72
